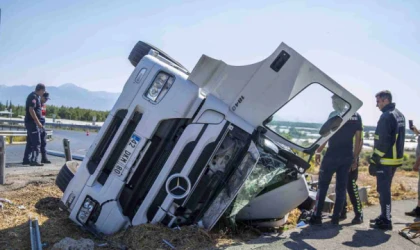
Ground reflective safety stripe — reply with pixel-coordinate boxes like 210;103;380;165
374;148;385;157
374;134;379;140
393;134;398;159
380;158;403;166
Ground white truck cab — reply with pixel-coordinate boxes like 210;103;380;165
55;41;362;235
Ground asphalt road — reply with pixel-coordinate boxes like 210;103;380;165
227;200;420;250
5;129;97;164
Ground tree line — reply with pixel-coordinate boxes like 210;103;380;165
0;101;110;122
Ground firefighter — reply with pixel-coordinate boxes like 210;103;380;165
22;83;46;166
309;95;363;225
40;92;51;164
369;90;405;230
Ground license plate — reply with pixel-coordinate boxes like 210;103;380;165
113;134;141;176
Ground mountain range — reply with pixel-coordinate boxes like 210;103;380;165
0;83;120;111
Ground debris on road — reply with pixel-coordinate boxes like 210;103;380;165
0;197;12;210
163;239;176;249
29;217;43;250
399;221;420;243
0;198;12;204
51;237;95;250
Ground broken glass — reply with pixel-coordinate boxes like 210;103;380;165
198;141;260;229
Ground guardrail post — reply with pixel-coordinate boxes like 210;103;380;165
63;138;72;161
0;136;5;185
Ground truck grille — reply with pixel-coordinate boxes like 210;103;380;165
119;119;190;219
97;110;143;185
87;109;128;175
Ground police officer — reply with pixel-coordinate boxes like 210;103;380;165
309;95;363;225
369;90;405;230
22;83;46;166
40;92;51;164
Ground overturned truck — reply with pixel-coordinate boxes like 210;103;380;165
55;41;362;234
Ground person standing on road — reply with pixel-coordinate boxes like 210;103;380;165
309;95;363;225
405;124;420;217
340;120;365;223
40;92;51;164
22;83;46;166
369;90;405;230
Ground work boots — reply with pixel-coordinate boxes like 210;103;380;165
41;154;52;164
30;161;44;166
41;158;52;164
405;207;420;217
370;217;392;230
351;213;363;224
330;216;340;225
309;215;323;225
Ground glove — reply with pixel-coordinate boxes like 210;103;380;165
370;153;381;165
369;164;377;176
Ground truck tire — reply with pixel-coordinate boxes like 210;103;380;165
55;161;79;193
128;41;189;73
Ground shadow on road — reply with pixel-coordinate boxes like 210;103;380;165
283;224;342;250
342;229;391;248
282;222;392;249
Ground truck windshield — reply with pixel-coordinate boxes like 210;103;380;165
264;83;350;149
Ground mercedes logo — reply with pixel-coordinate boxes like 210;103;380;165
165;174;191;200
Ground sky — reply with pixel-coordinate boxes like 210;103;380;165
0;0;420;126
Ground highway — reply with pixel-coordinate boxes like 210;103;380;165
5;129;97;164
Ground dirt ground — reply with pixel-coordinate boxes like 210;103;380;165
0;178;261;250
0;166;417;250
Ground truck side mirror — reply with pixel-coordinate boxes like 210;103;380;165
263;115;273;126
319;115;343;137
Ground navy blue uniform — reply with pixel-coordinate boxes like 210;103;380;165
314;112;363;219
370;103;405;223
23;92;42;163
40;104;48;161
342;159;363;217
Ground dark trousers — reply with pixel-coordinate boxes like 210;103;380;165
314;156;353;218
40;127;47;159
342;167;363;216
376;165;397;221
23;122;41;162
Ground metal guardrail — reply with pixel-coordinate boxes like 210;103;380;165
0;130;53;137
0;118;101;131
0;136;5;185
46;150;85;161
0;130;53;144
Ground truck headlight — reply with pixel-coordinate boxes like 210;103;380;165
77;196;98;224
145;72;175;103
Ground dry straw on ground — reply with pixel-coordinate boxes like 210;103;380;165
0;183;259;250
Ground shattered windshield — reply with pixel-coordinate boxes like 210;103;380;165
226;137;299;221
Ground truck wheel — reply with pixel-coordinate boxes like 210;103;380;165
55;161;79;193
128;41;189;73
